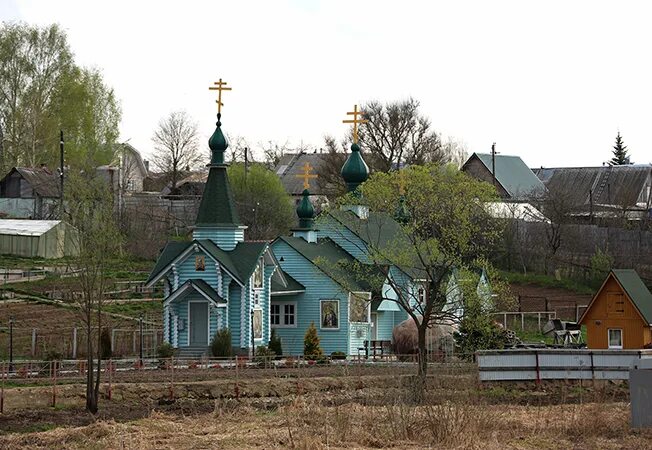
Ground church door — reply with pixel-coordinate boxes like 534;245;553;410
189;302;209;345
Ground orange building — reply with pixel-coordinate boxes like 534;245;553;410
579;269;652;349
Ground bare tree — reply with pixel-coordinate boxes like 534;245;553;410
65;169;121;414
151;111;202;191
261;140;290;169
357;98;445;171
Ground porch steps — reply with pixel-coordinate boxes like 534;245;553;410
177;345;210;358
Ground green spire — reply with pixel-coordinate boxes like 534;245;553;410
296;189;315;229
195;114;240;227
208;113;228;165
341;143;369;193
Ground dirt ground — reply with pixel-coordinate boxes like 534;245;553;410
0;366;650;449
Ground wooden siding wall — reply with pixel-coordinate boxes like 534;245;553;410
582;276;651;349
315;215;369;262
192;228;244;250
271;239;351;355
228;281;242;348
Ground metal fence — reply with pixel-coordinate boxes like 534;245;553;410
477;348;652;381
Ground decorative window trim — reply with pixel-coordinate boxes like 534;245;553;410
253;258;264;289
608;328;623;349
320;299;340;331
271;301;297;328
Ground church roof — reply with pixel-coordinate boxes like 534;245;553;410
323;209;426;280
146;239;268;286
275;152;328;195
276;235;379;292
271;271;305;295
194;166;241;227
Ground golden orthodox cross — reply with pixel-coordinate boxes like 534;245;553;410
208;78;232;115
296;162;318;189
342;104;368;144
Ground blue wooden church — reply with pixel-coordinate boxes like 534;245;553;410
147;93;462;356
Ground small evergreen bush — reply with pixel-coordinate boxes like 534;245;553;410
303;322;323;360
211;328;233;357
100;328;112;360
268;328;283;357
157;342;175;359
330;351;346;360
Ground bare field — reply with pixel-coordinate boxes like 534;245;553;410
0;366;650;449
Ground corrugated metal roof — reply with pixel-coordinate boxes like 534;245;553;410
533;165;652;209
275;152;328;195
469;153;545;199
0;219;61;236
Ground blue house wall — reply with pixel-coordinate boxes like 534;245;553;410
271;239;351;355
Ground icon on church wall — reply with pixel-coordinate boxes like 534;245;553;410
253;259;263;288
253;309;263;339
321;300;339;329
195;255;205;271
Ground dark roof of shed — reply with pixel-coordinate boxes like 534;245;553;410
0;167;60;197
533;165;651;209
275;152;328;195
611;269;652;324
463;153;545;199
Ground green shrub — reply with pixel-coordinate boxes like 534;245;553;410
157;342;175;359
268;328;283;357
254;345;276;367
303;322;323;360
44;349;63;361
100;328;112;360
211;328;233;357
330;351;346;360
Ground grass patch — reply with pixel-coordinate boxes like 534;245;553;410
103;301;162;317
501;271;595;295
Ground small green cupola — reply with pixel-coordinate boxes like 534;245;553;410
296;189;315;229
208;113;228;165
341;143;370;193
292;189;318;243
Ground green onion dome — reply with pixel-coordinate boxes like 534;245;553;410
208;113;228;165
341;143;369;192
296;189;315;229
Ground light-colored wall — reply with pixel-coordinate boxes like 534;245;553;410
271;239;351;355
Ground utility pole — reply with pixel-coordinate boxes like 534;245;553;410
9;317;14;372
0;124;4;174
59;130;64;219
491;142;498;188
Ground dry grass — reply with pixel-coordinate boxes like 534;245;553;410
1;396;650;449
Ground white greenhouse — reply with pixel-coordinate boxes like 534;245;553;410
0;220;79;259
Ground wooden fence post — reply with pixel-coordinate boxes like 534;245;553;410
31;328;37;357
51;361;57;408
72;327;77;359
1;362;5;414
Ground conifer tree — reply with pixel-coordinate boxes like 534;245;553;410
609;132;631;165
303;322;323;359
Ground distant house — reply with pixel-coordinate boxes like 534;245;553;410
534;165;652;219
579;269;652;349
0;219;78;258
275;152;331;207
461;153;545;201
116;143;149;193
0;166;60;219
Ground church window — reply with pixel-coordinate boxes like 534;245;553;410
417;287;426;305
271;302;296;327
195;255;205;271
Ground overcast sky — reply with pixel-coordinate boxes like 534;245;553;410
3;0;651;167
